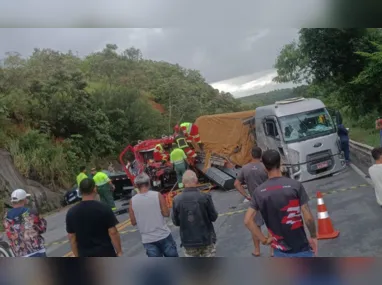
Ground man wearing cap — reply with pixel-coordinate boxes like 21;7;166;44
93;166;116;210
3;189;47;257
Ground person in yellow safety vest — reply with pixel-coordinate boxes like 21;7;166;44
174;128;197;159
153;143;169;162
318;114;326;124
170;144;188;189
92;166;117;211
175;122;204;152
76;166;88;187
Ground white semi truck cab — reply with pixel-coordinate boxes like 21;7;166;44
245;97;346;182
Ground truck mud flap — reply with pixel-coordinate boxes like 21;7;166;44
217;166;240;179
196;164;235;190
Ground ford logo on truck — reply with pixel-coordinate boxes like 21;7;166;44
314;142;322;148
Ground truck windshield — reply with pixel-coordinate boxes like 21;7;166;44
279;108;335;143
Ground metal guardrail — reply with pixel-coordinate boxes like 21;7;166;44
349;139;374;175
349;139;373;153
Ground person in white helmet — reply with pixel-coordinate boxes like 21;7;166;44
3;189;47;257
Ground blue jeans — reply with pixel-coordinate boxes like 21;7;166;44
143;234;179;257
273;249;314;258
29;252;47;257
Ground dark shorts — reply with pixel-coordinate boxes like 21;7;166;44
254;211;265;227
143;234;179;257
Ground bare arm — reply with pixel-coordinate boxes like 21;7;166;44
234;179;250;199
158;193;170;217
108;227;123;256
301;204;317;238
129;199;137;226
68;233;79;257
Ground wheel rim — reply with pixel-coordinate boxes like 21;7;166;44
0;242;14;257
0;246;13;257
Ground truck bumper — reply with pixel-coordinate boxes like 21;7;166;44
289;154;347;182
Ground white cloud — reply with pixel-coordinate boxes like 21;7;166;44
211;69;297;98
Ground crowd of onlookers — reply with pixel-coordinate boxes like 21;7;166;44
4;116;382;258
126;146;318;258
2;147;318;258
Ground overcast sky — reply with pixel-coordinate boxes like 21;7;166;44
0;28;299;97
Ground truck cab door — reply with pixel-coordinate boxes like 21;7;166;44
262;116;284;151
327;107;342;126
262;116;289;173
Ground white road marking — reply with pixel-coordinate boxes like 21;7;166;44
349;163;373;186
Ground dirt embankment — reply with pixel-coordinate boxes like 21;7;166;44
0;149;62;213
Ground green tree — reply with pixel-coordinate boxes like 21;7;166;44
273;28;382;117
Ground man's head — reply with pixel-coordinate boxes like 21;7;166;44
134;172;151;192
262;149;281;172
371;147;382;163
251;146;262;160
90;168;96;175
182;170;198;188
11;189;31;207
79;166;86;173
79;178;97;197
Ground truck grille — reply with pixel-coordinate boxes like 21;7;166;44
306;150;334;175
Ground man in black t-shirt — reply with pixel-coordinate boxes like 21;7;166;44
244;149;317;257
66;178;123;257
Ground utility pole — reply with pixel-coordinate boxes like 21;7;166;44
168;93;172;133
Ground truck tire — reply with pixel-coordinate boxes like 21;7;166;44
0;241;15;257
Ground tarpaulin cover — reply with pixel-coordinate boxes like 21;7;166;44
195;110;256;167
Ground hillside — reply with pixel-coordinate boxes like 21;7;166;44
238;87;306;106
0;44;247;210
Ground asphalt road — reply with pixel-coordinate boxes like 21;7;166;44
44;164;382;257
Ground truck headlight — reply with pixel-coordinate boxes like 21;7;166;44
288;148;300;164
292;165;300;173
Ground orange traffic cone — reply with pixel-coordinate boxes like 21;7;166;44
316;191;340;239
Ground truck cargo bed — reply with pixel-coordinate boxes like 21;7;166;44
195;163;235;190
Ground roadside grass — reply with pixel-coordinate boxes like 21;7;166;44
348;126;379;147
342;116;380;147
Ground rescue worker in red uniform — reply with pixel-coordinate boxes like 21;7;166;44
153;143;169;162
174;122;204;154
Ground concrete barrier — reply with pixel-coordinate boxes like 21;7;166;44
349;139;374;175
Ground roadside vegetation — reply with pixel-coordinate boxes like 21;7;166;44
272;28;382;148
0;45;247;193
2;28;381;200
